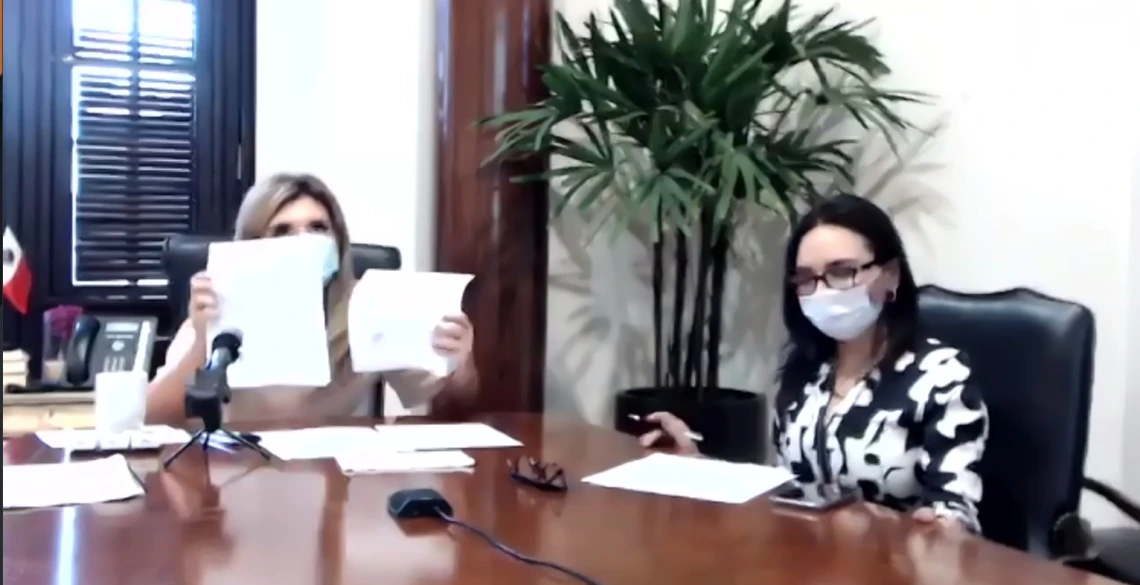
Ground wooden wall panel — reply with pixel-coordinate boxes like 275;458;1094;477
435;0;551;414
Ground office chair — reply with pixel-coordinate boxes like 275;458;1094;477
918;285;1139;584
161;234;403;417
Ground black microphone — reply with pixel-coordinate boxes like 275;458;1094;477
206;330;243;371
165;328;270;468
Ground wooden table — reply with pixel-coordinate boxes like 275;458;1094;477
1;414;1122;585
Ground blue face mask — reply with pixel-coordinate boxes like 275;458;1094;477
321;237;340;284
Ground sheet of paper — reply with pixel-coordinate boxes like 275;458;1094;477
348;270;474;377
35;425;191;451
3;455;145;509
206;234;334;388
336;449;475;475
582;453;796;504
370;423;522;451
254;426;395;460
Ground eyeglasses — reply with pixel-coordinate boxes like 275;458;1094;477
789;260;878;296
508;457;568;493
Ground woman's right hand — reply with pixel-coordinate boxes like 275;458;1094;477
637;411;700;456
188;272;217;334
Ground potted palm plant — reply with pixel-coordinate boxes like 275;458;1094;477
480;0;923;461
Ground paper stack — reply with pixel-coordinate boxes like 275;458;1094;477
2;350;28;390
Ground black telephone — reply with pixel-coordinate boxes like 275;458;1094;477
63;314;159;387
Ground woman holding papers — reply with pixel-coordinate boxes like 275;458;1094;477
146;173;478;423
642;195;989;534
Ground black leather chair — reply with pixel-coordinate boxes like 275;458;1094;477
918;285;1139;584
160;234;403;417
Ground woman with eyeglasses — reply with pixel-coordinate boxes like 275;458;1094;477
642;194;989;533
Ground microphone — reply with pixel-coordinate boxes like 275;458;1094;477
206;330;243;372
164;328;270;468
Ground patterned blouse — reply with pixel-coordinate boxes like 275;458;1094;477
773;338;989;531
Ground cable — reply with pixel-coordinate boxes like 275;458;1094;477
434;508;606;585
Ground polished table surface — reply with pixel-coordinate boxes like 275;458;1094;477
1;413;1122;585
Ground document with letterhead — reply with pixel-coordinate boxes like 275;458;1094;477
347;270;474;377
206;235;334;388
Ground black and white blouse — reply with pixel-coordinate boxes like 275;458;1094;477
773;338;989;531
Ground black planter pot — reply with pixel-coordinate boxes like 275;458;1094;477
613;387;767;462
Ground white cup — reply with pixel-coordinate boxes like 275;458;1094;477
93;370;148;435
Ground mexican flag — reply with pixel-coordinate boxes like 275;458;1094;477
3;226;33;314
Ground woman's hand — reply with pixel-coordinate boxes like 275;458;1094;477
912;507;968;533
188;271;217;334
637;411;700;456
432;313;474;368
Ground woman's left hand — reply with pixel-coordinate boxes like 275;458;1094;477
432;313;474;367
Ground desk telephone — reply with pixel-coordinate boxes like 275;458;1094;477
62;314;159;388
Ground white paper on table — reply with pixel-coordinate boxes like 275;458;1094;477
336;449;475;475
206;235;334;388
35;425;191;451
3;455;145;509
348;270;474;377
370;423;522;451
581;452;796;504
254;426;398;460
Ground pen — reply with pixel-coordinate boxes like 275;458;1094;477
628;414;704;442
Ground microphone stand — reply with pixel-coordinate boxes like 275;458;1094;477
163;366;272;469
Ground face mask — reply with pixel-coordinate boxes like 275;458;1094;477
301;234;339;284
798;285;883;341
320;237;340;284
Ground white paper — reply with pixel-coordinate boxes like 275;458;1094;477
336;449;475;475
94;370;148;434
206;235;334;388
35;425;191;451
3;455;145;509
370;423;522;451
254;426;396;460
348;270;474;377
582;453;796;504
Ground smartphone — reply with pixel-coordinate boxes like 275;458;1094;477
769;482;859;511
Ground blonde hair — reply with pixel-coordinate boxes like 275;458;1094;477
233;173;355;370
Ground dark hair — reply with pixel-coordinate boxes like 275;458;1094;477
775;194;919;413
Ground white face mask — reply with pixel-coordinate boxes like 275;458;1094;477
798;285;883;341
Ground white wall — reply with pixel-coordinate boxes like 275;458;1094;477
1127;136;1140;498
256;0;436;414
546;0;1140;526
